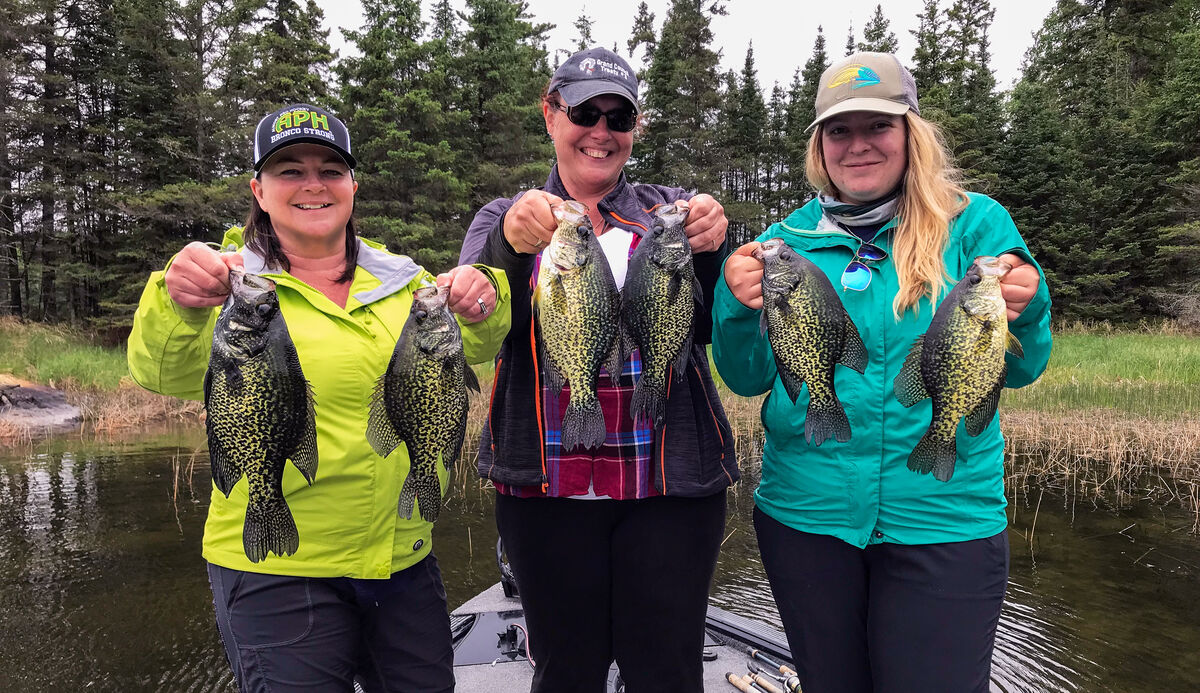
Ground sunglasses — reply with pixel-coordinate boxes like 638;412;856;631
841;240;888;291
553;101;638;132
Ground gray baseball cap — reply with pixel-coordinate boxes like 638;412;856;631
809;52;920;129
548;47;640;113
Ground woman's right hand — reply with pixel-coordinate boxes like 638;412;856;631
503;189;563;254
164;242;245;309
724;241;765;310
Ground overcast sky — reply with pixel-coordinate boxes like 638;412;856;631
320;0;1055;94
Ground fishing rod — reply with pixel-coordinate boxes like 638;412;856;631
747;649;802;692
743;662;784;693
725;672;771;693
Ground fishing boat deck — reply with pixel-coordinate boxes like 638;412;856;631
451;583;793;692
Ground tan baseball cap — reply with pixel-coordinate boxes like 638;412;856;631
809;52;920;129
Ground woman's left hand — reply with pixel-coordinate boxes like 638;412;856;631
679;194;728;254
998;253;1039;322
438;265;496;324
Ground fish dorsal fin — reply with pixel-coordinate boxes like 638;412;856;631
894;335;930;407
463;361;481;394
965;367;1006;436
840;309;868;374
1006;332;1024;359
366;374;403;458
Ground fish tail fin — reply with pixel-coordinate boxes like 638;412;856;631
562;396;606;451
242;498;299;563
629;377;666;428
398;467;443;523
908;432;957;482
805;397;851;446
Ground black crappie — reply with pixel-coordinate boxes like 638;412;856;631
894;256;1024;482
534;200;623;451
622;203;700;428
756;238;867;446
367;285;480;523
205;270;317;563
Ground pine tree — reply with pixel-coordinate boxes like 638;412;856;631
845;22;855;56
457;0;554;212
627;1;656;69
717;45;767;246
859;4;899;53
910;0;949;106
572;8;595;52
636;0;726;191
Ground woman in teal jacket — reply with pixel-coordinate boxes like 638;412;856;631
715;53;1051;692
127;104;510;692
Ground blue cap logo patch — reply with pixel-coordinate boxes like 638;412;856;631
828;65;882;90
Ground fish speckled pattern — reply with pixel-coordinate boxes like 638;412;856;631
894;256;1024;481
621;203;699;428
757;238;867;446
534;200;622;451
205;270;317;563
367;285;479;523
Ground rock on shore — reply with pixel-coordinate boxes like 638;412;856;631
0;374;82;433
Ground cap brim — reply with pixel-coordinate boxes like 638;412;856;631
807;98;910;130
255;138;357;171
557;82;640;113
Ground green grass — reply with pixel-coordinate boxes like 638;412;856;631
0;318;130;390
1002;332;1200;417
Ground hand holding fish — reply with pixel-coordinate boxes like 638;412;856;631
436;265;496;324
503;188;564;254
723;241;765;310
997;253;1039;321
681;194;727;254
164;241;245;309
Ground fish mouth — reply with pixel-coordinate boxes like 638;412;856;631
973;256;1012;278
754;238;785;262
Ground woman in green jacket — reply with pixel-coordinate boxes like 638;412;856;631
714;53;1051;692
127;103;510;692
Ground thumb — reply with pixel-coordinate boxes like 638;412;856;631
221;251;244;271
734;241;761;257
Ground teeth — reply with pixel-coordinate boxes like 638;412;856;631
582;149;608;159
296;204;330;209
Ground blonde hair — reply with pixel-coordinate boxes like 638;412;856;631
805;111;967;317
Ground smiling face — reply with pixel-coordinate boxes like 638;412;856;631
250;142;357;252
544;94;635;199
820;111;908;204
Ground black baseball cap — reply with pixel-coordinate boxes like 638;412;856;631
253;103;357;171
548;47;640;113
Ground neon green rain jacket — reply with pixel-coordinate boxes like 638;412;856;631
127;228;510;578
713;193;1052;548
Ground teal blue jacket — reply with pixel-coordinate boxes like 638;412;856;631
713;193;1052;548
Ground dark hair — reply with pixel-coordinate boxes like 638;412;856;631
242;195;359;283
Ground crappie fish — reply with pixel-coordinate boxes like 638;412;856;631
205;270;317;563
534;200;623;451
622;203;700;427
367;285;480;523
894;256;1024;482
756;238;867;446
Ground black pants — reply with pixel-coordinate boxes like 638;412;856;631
495;492;727;693
754;508;1009;693
207;554;454;693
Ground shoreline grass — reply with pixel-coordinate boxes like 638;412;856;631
3;317;1198;525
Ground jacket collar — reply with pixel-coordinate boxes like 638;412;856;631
543;165;653;235
241;237;422;306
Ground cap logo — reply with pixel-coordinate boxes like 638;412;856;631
828;65;881;90
268;108;336;146
580;57;596;74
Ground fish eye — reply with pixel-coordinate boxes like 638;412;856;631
969;274;981;285
414;310;427;321
255;303;273;317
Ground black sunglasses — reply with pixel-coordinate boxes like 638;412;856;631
553;101;638;132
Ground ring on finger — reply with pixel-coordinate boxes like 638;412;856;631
533;238;544;248
477;297;488;316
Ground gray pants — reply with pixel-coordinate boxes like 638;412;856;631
207;554;454;693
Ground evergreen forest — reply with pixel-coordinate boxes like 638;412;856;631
2;0;1198;331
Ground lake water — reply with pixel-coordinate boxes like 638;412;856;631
1;427;1197;691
